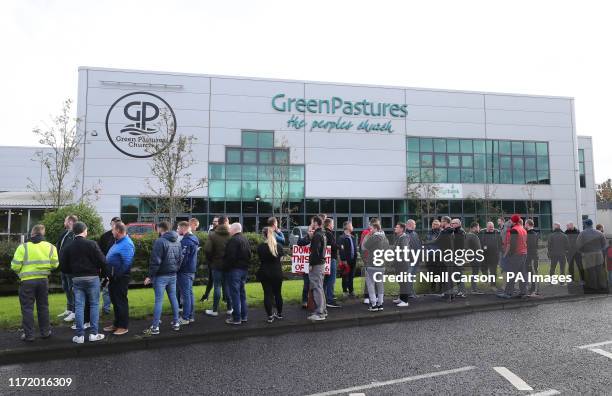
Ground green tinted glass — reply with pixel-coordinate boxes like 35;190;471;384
209;164;225;180
242;131;258;147
536;142;548;155
460;140;473;153
227;149;241;163
226;164;241;180
433;139;446;153
289;165;304;181
258;150;272;164
407;137;419;152
209;181;225;198
447;139;460;153
420;138;433;152
243;150;257;163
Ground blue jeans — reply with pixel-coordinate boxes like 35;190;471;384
72;276;100;337
152;274;180;327
102;285;111;313
324;259;337;302
212;269;231;312
177;272;195;320
228;269;248;322
61;273;74;312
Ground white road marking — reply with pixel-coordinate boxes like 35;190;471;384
528;390;560;396
348;394;365;396
576;340;612;349
306;366;476;396
588;348;612;360
493;367;533;391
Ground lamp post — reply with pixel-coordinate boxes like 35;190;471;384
255;195;261;231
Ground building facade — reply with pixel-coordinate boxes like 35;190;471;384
0;67;598;235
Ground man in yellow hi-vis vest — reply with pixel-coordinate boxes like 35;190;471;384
11;224;59;342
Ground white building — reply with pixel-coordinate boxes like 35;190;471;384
0;66;598;236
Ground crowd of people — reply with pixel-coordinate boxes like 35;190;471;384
10;211;611;343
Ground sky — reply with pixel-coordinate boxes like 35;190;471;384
2;0;610;182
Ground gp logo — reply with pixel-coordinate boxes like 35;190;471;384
105;91;176;158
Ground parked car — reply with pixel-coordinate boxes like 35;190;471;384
126;222;157;239
288;226;310;246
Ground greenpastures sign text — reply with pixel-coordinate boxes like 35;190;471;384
271;94;407;134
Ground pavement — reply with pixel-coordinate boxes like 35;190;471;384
0;283;605;366
1;294;611;395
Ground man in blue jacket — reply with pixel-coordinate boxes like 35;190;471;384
103;222;134;336
177;221;199;325
143;221;182;335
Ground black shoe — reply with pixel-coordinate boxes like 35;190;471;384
273;313;283;320
40;332;52;339
376;305;384;311
326;301;342;308
368;305;379;312
267;316;275;323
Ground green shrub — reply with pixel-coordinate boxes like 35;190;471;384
41;203;104;243
0;240;20;285
129;231;263;282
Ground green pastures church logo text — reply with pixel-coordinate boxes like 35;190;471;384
105;92;176;158
271;94;408;134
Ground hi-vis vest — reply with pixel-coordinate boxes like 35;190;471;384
11;241;59;281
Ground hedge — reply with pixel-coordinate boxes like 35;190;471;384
0;231;265;290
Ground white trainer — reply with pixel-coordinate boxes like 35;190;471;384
205;310;218;317
71;322;91;330
88;333;105;342
57;310;71;318
396;301;410;307
227;309;234;315
64;312;75;322
363;298;370;305
72;336;84;344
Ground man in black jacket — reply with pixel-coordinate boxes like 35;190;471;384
338;221;358;297
478;221;502;291
525;219;540;295
59;221;107;344
323;218;340;308
57;215;78;322
224;223;252;325
97;216;121;315
565;222;584;284
298;216;328;321
450;218;467;298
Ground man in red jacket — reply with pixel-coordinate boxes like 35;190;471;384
499;215;528;299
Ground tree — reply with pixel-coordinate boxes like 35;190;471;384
405;171;439;229
266;137;294;230
41;202;104;243
27;99;83;208
144;111;207;224
596;178;612;203
521;183;537;219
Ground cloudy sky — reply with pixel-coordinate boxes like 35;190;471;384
2;0;610;182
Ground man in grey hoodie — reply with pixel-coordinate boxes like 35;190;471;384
362;218;389;311
576;218;608;293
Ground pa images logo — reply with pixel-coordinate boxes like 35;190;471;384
105;91;177;158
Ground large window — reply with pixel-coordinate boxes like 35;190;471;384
407;137;550;185
209;131;305;200
120;197;553;234
578;149;586;188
